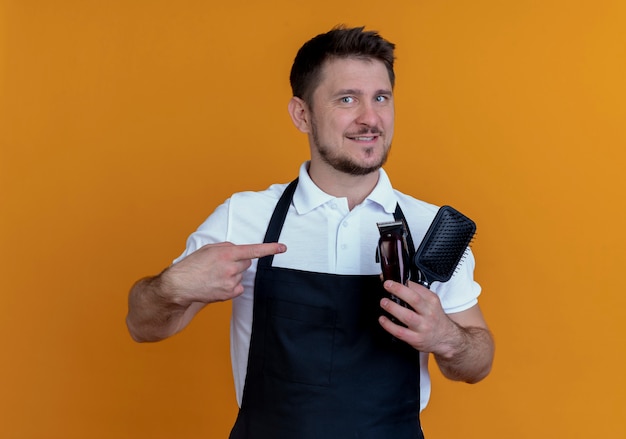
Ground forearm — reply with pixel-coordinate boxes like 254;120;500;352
126;242;286;342
125;273;190;343
434;322;494;384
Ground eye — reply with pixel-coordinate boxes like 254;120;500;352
375;95;389;103
340;96;355;104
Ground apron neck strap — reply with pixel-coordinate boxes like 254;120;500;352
258;178;417;278
259;178;299;267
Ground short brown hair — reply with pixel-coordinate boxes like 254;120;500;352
289;25;396;105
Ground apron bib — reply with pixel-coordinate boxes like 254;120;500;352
229;179;423;439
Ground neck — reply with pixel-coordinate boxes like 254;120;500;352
307;162;380;210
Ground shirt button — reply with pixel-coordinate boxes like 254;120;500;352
342;221;349;228
330;203;338;210
341;244;348;250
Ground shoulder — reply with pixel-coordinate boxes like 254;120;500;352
392;190;439;234
229;182;290;206
219;182;291;242
226;182;291;223
174;182;291;262
393;189;439;213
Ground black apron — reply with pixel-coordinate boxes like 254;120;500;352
229;179;423;439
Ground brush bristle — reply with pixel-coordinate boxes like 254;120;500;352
414;206;476;284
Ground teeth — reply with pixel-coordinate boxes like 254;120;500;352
353;136;375;141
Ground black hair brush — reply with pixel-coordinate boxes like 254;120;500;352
375;205;475;335
413;205;476;288
376;205;476;287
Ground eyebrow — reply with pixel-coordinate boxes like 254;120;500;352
334;88;393;97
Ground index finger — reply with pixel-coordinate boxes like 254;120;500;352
383;280;429;302
233;242;287;261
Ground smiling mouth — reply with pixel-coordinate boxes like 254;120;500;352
347;127;382;142
347;134;380;142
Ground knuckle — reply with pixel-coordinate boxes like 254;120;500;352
222;264;239;278
404;312;418;327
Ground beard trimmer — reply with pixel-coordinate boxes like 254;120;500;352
376;220;411;312
376;205;476;289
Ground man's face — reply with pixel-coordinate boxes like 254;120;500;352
307;57;395;176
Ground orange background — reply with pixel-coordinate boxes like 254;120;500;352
1;1;625;438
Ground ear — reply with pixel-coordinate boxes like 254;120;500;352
288;96;311;133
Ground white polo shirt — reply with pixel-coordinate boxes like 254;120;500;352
174;161;481;412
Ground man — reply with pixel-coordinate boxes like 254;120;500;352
127;26;494;438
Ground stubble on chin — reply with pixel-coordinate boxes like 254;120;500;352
327;149;388;175
312;124;390;176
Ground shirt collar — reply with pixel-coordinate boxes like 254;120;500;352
292;161;397;215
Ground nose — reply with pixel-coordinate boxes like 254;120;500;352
355;101;380;127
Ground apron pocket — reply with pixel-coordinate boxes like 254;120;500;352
265;299;336;387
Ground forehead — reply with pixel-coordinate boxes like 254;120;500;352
315;57;392;95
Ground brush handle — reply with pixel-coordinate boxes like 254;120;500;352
415;269;431;289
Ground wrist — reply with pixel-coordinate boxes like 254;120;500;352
433;320;468;360
151;268;191;309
